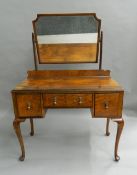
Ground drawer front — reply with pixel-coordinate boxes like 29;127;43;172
43;94;93;108
16;94;43;117
43;94;66;107
94;93;123;118
66;94;92;107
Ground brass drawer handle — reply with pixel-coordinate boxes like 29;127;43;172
27;102;32;110
53;97;57;105
104;101;109;109
78;97;83;104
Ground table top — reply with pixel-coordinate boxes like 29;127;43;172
13;70;123;93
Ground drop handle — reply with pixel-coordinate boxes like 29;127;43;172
27;102;32;110
78;97;83;104
53;97;57;105
104;101;109;109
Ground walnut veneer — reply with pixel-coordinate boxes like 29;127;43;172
12;70;124;161
11;13;124;162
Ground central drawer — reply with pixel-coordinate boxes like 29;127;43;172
43;94;93;108
43;94;66;107
66;94;93;107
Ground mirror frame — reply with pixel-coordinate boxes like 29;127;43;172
32;13;101;64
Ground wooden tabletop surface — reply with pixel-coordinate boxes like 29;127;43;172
13;76;123;92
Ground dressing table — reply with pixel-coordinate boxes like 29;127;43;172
11;13;124;161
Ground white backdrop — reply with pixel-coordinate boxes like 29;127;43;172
0;0;137;116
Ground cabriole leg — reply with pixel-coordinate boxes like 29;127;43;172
30;118;34;136
106;118;110;136
13;119;25;161
113;118;124;161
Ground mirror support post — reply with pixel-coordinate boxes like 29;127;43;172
32;33;38;71
99;31;103;70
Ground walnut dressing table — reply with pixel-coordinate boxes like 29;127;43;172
11;13;124;161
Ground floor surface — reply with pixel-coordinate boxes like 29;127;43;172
0;109;137;175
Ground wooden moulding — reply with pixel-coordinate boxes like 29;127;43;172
27;70;110;79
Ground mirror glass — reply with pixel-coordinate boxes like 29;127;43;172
33;14;100;63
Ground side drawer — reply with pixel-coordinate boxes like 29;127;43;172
94;93;123;118
16;94;43;117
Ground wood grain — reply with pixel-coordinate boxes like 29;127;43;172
43;93;93;108
38;43;97;63
66;94;92;107
94;93;123;118
113;119;124;161
27;70;110;79
43;94;66;107
16;94;43;117
14;77;123;92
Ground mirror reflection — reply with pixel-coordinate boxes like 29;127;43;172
33;14;100;63
36;15;98;44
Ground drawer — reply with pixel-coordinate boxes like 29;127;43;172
94;93;123;118
16;94;43;117
43;93;93;108
66;94;92;107
43;94;66;107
